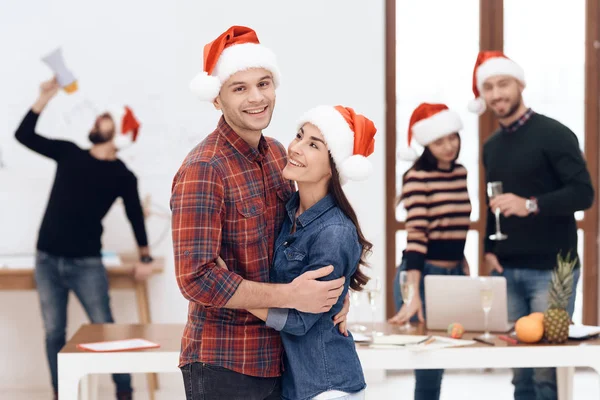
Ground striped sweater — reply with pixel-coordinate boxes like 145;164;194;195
400;164;472;271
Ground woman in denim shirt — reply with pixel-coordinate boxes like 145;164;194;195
247;105;377;400
390;103;472;400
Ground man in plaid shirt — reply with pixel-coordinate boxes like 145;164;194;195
171;26;348;400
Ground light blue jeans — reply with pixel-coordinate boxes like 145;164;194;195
394;260;465;400
35;251;132;396
493;265;580;400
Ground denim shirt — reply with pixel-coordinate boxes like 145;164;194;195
266;192;366;400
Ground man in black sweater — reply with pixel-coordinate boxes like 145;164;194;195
470;51;594;400
15;78;155;400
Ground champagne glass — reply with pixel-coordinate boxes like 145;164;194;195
398;270;416;331
487;181;508;241
365;278;382;337
348;290;367;332
479;277;495;340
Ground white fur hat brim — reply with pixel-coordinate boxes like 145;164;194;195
476;57;525;91
411;109;463;147
296;105;370;185
190;42;281;101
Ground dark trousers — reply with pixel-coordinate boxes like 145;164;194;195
35;251;132;396
181;362;281;400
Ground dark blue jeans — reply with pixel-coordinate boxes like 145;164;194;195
394;261;465;400
35;251;132;395
181;362;281;400
493;266;580;400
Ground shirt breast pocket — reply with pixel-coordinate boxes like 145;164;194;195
230;197;265;244
277;245;307;281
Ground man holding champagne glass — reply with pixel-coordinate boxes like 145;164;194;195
471;50;594;400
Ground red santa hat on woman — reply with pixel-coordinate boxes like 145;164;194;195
468;50;526;115
110;106;141;150
296;105;377;185
397;103;463;161
190;25;281;101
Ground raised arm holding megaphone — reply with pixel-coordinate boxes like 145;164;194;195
42;47;78;94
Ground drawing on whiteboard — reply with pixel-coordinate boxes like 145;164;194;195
62;96;99;126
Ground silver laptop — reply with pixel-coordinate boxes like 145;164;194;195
424;275;514;332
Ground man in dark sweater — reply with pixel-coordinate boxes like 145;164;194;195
15;78;155;400
470;51;594;400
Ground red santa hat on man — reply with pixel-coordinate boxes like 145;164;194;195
468;50;526;115
296;105;377;185
190;25;281;101
110;106;141;150
397;103;463;162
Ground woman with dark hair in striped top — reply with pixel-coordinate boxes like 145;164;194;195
389;103;472;400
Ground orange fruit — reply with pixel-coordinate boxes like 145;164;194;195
515;316;544;344
529;312;545;323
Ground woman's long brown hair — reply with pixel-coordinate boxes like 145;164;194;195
328;156;372;291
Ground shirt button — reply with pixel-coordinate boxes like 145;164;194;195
283;242;288;246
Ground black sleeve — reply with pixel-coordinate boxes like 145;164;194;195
537;126;595;215
15;110;76;161
120;171;149;247
482;145;495;254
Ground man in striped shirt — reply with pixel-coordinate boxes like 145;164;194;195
171;26;347;400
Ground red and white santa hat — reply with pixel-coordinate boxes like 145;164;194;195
190;25;281;101
468;50;526;115
397;103;463;161
296;105;377;185
110;106;141;150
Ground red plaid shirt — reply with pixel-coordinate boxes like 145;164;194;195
171;116;294;377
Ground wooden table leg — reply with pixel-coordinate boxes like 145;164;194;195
134;281;159;399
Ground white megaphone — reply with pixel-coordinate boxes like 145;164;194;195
42;47;78;94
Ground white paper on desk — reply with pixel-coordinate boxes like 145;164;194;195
367;335;475;352
0;255;35;269
351;332;371;342
77;338;160;352
101;251;122;267
407;336;476;352
569;325;600;339
373;334;429;345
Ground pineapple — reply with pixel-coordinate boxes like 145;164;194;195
543;253;577;344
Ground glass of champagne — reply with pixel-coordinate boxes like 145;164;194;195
366;278;382;337
348;290;367;332
479;277;495;340
487;181;508;241
398;270;416;331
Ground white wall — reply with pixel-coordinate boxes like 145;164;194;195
0;0;385;392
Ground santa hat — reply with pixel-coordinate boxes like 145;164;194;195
190;26;281;101
468;51;526;115
296;105;377;185
397;103;463;162
110;106;141;150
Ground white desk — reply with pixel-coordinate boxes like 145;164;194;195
58;323;600;400
0;254;165;399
